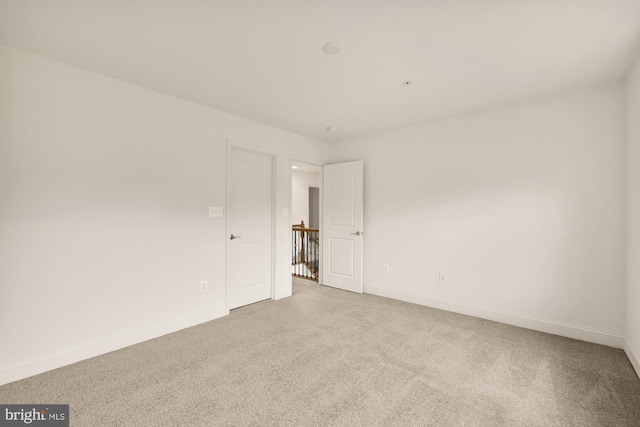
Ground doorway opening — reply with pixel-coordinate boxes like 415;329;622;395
291;161;321;284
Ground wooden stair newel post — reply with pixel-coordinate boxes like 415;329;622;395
299;221;306;266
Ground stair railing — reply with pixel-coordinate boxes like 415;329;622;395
292;220;319;281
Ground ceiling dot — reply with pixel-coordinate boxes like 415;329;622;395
322;43;341;55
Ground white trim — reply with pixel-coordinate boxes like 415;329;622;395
624;339;640;378
0;308;229;386
225;139;281;158
363;285;624;348
289;153;325;167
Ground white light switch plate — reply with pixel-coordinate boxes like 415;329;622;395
209;206;223;217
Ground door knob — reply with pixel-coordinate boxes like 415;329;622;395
350;231;363;236
230;234;241;240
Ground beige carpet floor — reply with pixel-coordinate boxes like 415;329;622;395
1;280;639;426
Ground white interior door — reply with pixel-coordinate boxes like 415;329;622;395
226;148;273;309
322;160;364;293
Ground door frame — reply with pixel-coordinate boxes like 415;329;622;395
226;140;277;306
289;155;324;285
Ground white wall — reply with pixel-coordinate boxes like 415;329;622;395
1;39;634;385
0;44;328;385
626;51;640;375
329;83;626;346
291;171;320;227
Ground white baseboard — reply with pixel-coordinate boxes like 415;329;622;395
0;307;229;387
624;339;640;378
364;286;624;349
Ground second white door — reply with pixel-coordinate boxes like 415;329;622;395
322;160;364;293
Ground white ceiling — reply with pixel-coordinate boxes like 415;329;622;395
1;0;639;143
